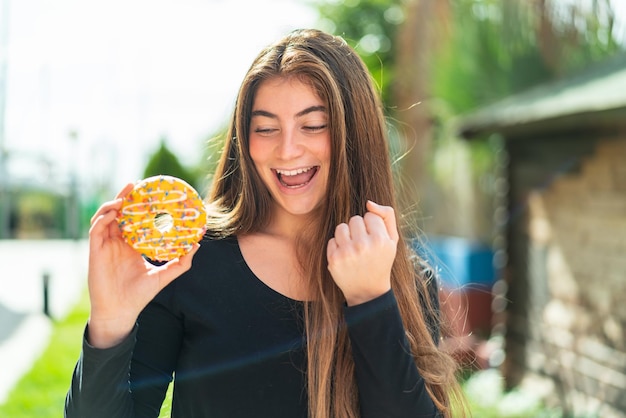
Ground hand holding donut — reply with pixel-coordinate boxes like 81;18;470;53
87;177;205;349
326;200;399;306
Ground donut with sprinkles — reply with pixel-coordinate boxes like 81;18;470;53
117;175;207;261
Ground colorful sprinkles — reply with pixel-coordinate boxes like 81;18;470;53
117;175;207;262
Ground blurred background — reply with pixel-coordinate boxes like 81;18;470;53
0;0;625;416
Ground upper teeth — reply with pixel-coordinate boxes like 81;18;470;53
276;167;313;176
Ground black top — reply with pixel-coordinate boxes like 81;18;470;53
65;237;441;418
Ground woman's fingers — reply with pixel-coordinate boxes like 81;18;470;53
332;201;397;250
90;199;121;226
348;215;368;243
149;243;201;290
115;182;135;199
332;222;351;247
365;200;399;242
89;208;120;249
90;183;134;225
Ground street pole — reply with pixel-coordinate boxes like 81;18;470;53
67;130;79;240
0;0;11;239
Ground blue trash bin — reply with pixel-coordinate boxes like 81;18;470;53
414;236;496;339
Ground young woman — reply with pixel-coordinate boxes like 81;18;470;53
65;28;465;418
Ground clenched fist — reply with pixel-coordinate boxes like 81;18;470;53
327;200;399;306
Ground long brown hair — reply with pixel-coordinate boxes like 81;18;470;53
207;28;466;418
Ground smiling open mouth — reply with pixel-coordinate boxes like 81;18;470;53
275;166;319;188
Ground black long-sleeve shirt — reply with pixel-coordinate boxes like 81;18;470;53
65;236;440;417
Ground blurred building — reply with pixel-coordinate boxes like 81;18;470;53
459;53;626;417
0;151;81;239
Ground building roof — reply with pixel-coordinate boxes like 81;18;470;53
457;53;626;139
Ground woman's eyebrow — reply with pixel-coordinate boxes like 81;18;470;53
250;106;327;119
295;105;327;118
251;109;277;118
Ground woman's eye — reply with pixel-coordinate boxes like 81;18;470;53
303;124;327;133
254;127;277;135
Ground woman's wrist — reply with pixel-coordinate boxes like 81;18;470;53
344;285;392;307
86;315;137;349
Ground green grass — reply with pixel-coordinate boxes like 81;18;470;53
0;292;88;417
0;291;174;418
460;368;568;418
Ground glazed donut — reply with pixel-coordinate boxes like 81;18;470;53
117;175;207;262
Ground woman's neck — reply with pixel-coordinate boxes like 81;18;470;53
262;206;320;241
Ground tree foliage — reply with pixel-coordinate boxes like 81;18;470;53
313;0;624;239
431;0;624;115
316;0;407;107
143;137;197;188
315;0;624;117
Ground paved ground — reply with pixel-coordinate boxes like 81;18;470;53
0;239;89;404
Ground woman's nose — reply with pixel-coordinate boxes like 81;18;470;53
276;129;303;159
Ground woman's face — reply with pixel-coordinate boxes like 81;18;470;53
249;77;331;219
